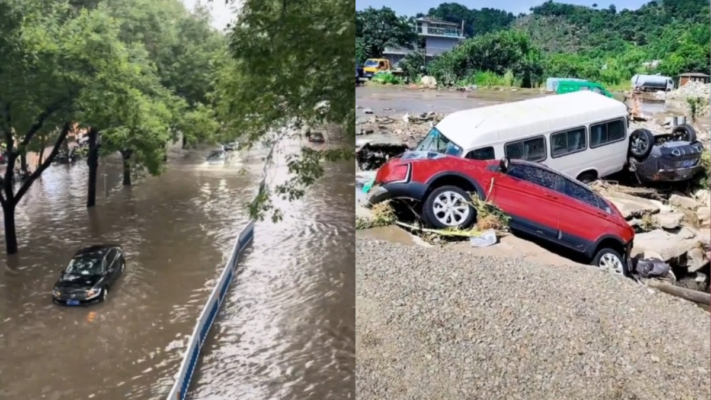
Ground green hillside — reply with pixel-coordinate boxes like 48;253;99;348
356;0;710;88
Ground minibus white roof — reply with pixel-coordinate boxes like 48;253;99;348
436;91;628;148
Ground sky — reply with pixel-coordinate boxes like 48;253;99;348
356;0;652;16
180;0;238;30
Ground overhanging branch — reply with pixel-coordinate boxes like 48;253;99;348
14;122;70;203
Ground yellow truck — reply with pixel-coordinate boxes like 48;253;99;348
362;58;403;79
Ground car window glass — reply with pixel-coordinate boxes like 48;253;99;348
562;179;599;208
466;147;495;160
504;137;546;162
507;164;558;191
591;119;625;147
551;127;586;157
608;119;625;141
525;166;560;191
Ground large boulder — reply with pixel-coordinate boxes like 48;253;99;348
605;193;659;220
420;76;437;88
696;206;710;227
669;193;701;211
654;212;685;230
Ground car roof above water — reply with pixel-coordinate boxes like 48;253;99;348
73;245;120;258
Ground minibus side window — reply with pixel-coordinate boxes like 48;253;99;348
504;137;546;162
590;119;626;148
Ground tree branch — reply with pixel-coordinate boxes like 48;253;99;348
20;100;66;148
14;122;70;203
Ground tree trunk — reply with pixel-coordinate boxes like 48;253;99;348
37;142;46;168
121;150;131;186
3;202;17;255
20;152;27;173
86;128;99;207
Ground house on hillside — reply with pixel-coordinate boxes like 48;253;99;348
678;72;710;87
382;17;465;67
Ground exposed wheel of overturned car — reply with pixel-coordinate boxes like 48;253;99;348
422;185;476;230
591;247;628;276
628;128;655;160
671;123;697;143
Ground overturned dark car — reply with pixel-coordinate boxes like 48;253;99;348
628;124;705;183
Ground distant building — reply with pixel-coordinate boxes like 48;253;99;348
678;72;710;87
382;17;465;67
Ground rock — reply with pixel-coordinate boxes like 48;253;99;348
632;229;701;265
693;189;710;206
420;76;437;88
363;108;374;114
606;194;660;220
686;247;709;273
669;194;701;211
696;206;710;227
678;227;697;240
654;212;684;230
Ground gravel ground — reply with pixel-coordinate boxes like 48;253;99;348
356;240;711;400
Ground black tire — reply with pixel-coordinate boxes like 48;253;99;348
629;128;654;160
422;185;476;230
591;248;628;276
671;123;697;143
577;172;597;184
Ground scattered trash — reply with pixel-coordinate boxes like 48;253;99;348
470;230;497;248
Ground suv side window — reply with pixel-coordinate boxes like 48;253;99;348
507;164;560;191
465;146;495;160
560;178;600;209
504;137;546;162
590;119;626;148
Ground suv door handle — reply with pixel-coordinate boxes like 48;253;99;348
596;212;609;218
545;193;558;200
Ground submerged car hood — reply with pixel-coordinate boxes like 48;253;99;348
56;274;101;289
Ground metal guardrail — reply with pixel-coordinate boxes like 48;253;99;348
166;220;255;400
166;131;285;400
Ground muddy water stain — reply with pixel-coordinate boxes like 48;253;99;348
0;147;354;400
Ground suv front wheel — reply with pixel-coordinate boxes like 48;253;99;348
423;186;476;230
592;248;628;276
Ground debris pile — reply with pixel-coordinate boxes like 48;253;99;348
592;180;710;291
666;81;711;117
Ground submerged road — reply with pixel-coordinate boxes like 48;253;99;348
0;142;354;399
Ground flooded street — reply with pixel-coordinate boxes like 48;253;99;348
0;143;354;399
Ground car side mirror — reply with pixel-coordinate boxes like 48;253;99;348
499;157;510;173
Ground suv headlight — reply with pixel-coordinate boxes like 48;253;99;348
52;289;61;298
86;288;101;299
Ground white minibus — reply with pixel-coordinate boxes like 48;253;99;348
414;91;630;183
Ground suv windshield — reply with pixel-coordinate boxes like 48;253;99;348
414;128;462;156
65;257;103;276
364;60;378;67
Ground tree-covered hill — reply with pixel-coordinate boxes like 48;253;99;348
356;0;710;88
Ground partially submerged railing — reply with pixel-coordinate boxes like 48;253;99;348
167;132;286;400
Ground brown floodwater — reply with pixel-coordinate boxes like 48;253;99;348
0;142;354;400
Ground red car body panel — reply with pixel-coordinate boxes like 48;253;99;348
371;152;635;259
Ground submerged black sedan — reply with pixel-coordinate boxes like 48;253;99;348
52;245;125;306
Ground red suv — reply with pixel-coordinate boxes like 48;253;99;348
368;152;635;275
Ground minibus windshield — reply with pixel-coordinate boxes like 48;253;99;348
414;128;462;156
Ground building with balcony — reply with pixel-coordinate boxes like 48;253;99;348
383;17;466;67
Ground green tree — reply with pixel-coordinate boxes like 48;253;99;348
215;0;354;221
0;0;139;254
356;7;417;61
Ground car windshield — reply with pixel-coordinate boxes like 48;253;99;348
414;128;462;156
364;60;378;67
207;151;224;160
65;257;103;276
